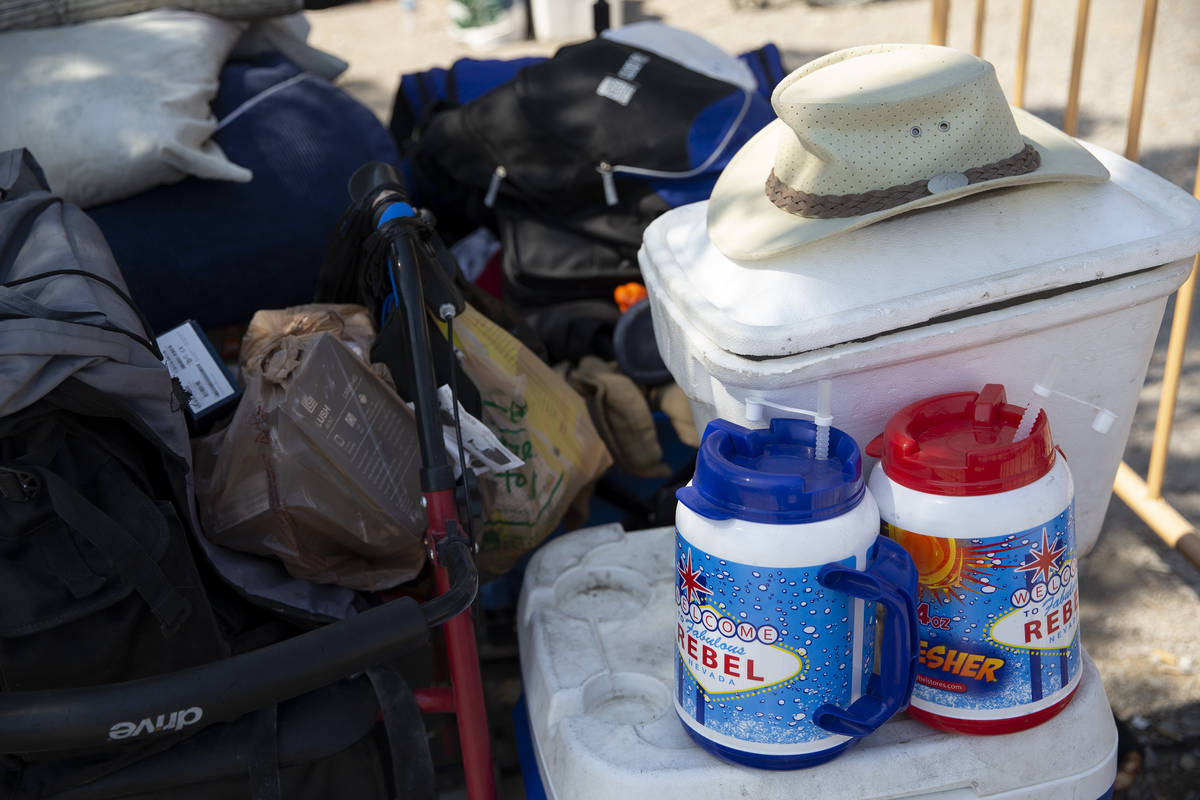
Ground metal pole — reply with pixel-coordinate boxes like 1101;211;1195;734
426;493;498;800
1063;0;1091;136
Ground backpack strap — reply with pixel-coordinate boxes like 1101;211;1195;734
22;465;192;636
737;43;787;100
37;525;107;600
2;269;162;360
247;704;282;800
367;667;435;800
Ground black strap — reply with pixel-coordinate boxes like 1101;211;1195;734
444;65;459;107
415;71;433;110
367;668;435;800
0;466;38;502
38;525;106;600
26;466;191;635
247;704;282;800
2;268;162;360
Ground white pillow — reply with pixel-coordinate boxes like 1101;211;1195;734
0;9;252;208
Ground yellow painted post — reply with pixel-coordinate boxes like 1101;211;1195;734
973;0;987;56
1125;0;1160;161
1114;464;1200;569
1063;0;1091;137
1014;0;1034;108
1145;154;1200;497
1113;149;1200;571
931;0;950;46
1147;257;1199;495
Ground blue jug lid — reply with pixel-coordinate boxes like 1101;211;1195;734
677;417;865;524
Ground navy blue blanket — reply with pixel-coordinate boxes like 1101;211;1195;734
90;55;400;332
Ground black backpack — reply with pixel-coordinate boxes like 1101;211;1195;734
406;35;783;307
0;386;228;694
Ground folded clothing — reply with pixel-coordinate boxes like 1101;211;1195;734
89;54;400;332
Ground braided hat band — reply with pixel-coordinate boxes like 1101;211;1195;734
765;144;1042;219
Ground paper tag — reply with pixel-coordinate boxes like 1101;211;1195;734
449;227;502;283
157;322;237;415
434;385;524;477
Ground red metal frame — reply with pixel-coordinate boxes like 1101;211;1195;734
413;687;456;714
424;487;497;800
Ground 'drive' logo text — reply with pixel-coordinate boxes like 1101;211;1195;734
109;707;204;740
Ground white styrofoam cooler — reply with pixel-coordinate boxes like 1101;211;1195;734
518;524;1118;799
638;143;1200;557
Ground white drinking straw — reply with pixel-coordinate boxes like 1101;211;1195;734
1014;355;1115;441
744;379;835;460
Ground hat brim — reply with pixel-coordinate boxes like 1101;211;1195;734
708;107;1110;261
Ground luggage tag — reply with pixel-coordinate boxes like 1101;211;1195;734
156;320;242;434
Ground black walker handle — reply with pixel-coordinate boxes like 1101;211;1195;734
0;537;476;755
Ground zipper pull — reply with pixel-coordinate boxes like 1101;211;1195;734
484;165;506;208
597;162;618;206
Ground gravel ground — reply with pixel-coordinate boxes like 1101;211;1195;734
307;1;1200;797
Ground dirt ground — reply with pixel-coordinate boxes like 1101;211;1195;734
306;1;1200;797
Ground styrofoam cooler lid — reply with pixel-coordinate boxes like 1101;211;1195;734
639;143;1200;358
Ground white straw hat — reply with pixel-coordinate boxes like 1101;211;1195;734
708;44;1109;260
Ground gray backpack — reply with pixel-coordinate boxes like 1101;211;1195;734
0;149;230;788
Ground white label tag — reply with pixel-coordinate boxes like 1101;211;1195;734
449;227;502;283
617;52;650;80
434;385;524;477
596;75;637;106
157;324;236;415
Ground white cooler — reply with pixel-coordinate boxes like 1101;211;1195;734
518;524;1118;799
638;143;1200;557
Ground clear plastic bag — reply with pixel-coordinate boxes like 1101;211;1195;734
193;305;428;591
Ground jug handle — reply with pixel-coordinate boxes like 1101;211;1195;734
813;536;919;738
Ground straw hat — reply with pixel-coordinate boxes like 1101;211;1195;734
708;44;1109;260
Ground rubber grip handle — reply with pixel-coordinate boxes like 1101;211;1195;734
348;160;402;204
813;535;919;738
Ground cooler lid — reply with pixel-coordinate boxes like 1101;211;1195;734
639;143;1200;358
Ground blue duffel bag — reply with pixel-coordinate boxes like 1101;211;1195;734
392;28;788;306
90;54;400;333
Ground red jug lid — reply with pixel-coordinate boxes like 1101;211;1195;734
864;384;1055;497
